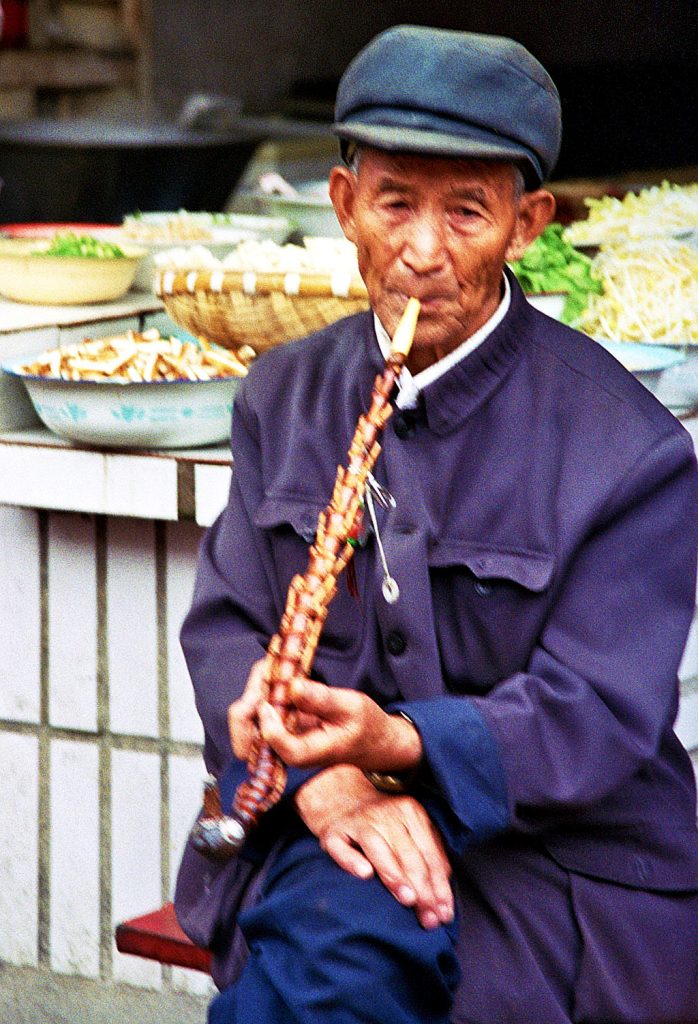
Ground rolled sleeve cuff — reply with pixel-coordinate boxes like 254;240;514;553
389;696;510;856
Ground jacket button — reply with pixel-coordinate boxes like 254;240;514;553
386;630;407;655
393;415;416;439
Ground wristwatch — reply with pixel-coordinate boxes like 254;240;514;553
363;769;413;794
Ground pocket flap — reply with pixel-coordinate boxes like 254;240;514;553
254;493;324;541
430;541;554;592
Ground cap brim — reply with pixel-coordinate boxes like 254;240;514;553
333;122;542;186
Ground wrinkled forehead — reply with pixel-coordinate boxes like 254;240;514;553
355;147;521;192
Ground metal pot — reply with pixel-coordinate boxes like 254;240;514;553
0;117;265;224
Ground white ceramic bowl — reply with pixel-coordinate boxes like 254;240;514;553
127;235;254;292
525;291;568;320
3;356;241;449
595;338;689;407
256;180;342;238
118;211;291;244
98;213;292;290
0;238;146;304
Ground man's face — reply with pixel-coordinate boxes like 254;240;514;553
330;149;553;371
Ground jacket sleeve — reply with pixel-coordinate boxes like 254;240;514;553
180;384;315;803
392;429;698;857
180;384;276;776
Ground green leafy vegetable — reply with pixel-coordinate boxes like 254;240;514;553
509;223;602;323
43;233;126;259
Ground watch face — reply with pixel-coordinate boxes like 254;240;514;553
364;770;408;793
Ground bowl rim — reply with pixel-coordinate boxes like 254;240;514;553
1;353;245;386
0;238;147;260
522;289;570;297
104;227;257;249
0;222;119;237
124;210;291;227
594;337;688;371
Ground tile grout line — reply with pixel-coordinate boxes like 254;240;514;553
156;519;173;988
95;514;113;981
0;717;203;757
37;508;51;968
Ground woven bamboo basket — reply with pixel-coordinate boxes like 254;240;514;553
155;268;370;353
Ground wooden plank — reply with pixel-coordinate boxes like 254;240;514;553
0;734;39;966
0;49;135;90
115;903;211;974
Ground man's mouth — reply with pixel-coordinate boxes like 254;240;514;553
394;289;453;310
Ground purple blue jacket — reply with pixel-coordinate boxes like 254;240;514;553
177;272;698;983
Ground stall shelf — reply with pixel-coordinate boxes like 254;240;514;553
0;292;233;525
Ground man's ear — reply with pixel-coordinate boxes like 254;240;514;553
505;189;556;262
329;165;359;243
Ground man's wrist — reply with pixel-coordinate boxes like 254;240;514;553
389;709;423;770
364;711;422;792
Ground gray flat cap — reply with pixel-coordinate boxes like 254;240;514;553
334;25;562;188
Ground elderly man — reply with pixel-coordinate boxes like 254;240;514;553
176;25;698;1024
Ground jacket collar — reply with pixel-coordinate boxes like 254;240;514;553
365;268;534;437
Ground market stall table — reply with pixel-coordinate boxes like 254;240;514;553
0;290;234;525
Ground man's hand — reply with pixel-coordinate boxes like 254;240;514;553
227;661;349;762
227;658;269;762
257;675;423;773
295;765;454;931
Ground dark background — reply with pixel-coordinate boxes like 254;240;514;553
151;0;697;182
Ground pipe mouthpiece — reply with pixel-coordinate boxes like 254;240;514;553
390;297;420;358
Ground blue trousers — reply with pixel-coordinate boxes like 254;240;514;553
208;830;460;1024
207;826;698;1023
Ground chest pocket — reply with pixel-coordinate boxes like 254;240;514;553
253;492;365;659
255;493;321;544
427;541;555;692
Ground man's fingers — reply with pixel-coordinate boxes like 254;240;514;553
258;702;334;766
323;821;449;931
358;827;420;908
397;830;453;926
292;710;324;733
228;703;255;759
321;831;375;881
351;802;454;928
288;677;351;719
394;805;454;924
228;659;268;759
295;769;453;932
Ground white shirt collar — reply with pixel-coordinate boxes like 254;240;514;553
374;274;511;410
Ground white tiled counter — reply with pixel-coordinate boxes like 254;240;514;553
0;294;225;999
0;428;232;526
0;296;696;1004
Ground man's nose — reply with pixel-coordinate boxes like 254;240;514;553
401;214;446;273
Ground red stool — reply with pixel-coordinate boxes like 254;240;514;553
115;902;212;974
